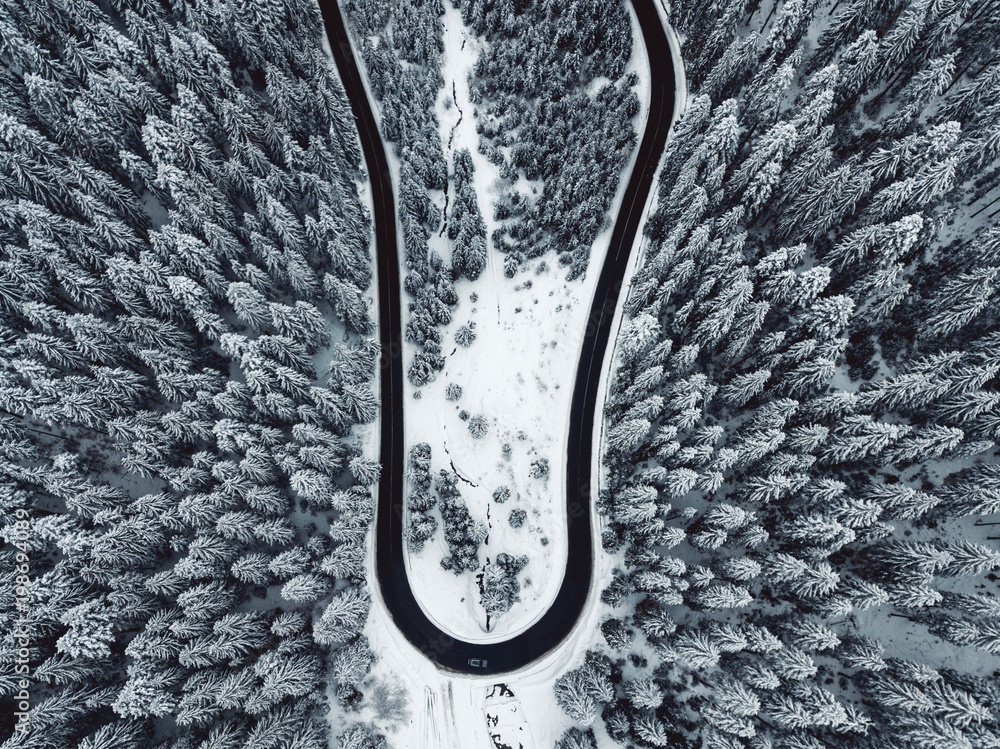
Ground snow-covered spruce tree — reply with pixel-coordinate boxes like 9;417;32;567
467;413;489;438
479;552;528;625
454;321;477;347
0;1;385;746
405;442;439;552
449;149;488;281
554;651;615;727
508;508;528;529
337;724;387;749
435;469;485;573
590;1;1000;746
554;727;598;749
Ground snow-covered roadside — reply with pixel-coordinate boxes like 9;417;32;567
573;9;688;749
314;12;386;743
402;0;655;643
655;0;688;126
587;0;688;603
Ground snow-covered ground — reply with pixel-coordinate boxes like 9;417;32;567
402;0;652;642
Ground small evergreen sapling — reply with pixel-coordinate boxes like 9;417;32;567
509;508;527;529
468;414;489;438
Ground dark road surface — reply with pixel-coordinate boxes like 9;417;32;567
318;0;677;673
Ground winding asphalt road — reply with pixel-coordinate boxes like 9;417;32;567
318;0;676;674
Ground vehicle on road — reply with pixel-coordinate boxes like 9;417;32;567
468;658;489;669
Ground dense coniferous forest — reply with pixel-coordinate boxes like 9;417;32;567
342;0;461;387
0;1;384;747
565;1;1000;748
458;0;639;279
